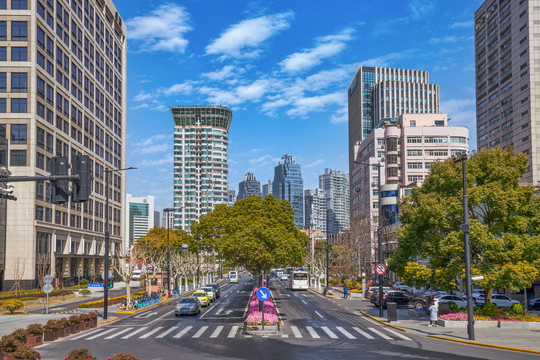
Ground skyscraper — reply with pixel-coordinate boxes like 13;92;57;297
154;211;160;228
304;188;327;237
475;0;538;184
273;154;304;228
262;180;273;197
125;194;154;252
319;169;350;234
170;105;233;231
227;190;236;206
237;171;261;200
1;0;127;290
162;208;174;230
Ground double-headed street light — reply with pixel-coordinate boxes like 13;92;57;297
103;166;136;320
452;151;475;341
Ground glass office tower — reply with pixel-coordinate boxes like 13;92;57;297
273;153;304;229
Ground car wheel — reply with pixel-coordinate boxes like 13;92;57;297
175;314;178;317
414;302;424;309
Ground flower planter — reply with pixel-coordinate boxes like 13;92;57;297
70;324;80;334
475;320;498;328
498;320;540;329
90;319;97;328
24;333;43;347
43;329;58;342
79;320;91;331
0;351;14;360
58;326;70;337
245;324;279;335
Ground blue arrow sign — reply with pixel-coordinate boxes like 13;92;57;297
256;287;271;302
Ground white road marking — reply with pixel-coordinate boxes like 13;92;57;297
192;325;208;338
353;327;375;339
121;327;147;339
306;326;320;339
210;326;223;338
384;328;413;341
291;326;302;338
86;328;116;340
336;327;356;339
156;326;179;338
173;326;193;338
227;325;238;338
368;327;392;340
104;327;133;339
301;300;307;305
215;308;223;315
139;327;164;339
315;311;324;318
321;326;338;339
69;328;103;340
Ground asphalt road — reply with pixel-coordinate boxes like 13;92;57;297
36;275;535;360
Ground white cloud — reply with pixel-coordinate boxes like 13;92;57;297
126;4;192;52
361;50;417;67
134;91;153;102
450;20;473;29
440;98;476;128
280;28;354;73
140;154;173;166
305;159;324;168
287;91;345;116
161;82;194;96
205;12;294;59
131;103;149;110
202;65;237;81
139;143;170;154
137;134;170;147
331;107;348;124
199;79;270;105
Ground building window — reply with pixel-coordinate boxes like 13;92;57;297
11;98;27;113
407;137;422;144
407;149;422;156
435;120;445;126
10;149;26;166
0;47;6;61
424;136;448;143
10;124;27;144
11;21;28;41
35;205;44;221
0;99;5;113
450;136;467;144
408;175;424;182
0;22;6;40
0;1;5;9
409;120;416;127
407;162;423;169
11;47;27;61
11;0;27;10
0;72;5;91
425;149;448;156
11;73;27;92
36;152;45;169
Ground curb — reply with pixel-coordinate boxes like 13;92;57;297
97;316;118;325
426;335;540;355
359;310;409;333
309;288;339;299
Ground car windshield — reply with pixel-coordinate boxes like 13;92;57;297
194;293;205;297
180;298;196;303
202;288;212;292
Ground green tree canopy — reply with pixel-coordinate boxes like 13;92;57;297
389;148;540;302
191;195;309;276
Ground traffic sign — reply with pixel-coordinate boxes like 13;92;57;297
101;270;112;280
375;264;387;275
43;284;53;294
44;274;53;284
256;287;271;302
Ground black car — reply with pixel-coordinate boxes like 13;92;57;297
528;298;540;310
372;290;426;309
208;283;220;299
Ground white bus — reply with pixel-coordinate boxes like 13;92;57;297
289;270;309;290
229;270;238;283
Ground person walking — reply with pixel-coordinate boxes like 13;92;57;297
343;285;349;299
428;300;438;326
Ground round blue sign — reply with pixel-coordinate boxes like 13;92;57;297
256;287;271;302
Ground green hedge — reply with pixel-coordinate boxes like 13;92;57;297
0;289;73;302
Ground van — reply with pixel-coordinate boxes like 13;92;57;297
131;270;143;281
229;270;238;283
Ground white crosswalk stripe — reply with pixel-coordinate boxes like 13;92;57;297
139;327;163;339
368;327;392;340
306;326;320;339
69;328;103;340
173;325;193;338
384;328;413;341
353;327;375;339
104;327;134;339
86;328;116;340
291;326;302;338
156;326;179;339
321;326;338;339
227;325;238;338
192;326;208;338
210;326;223;338
336;327;356;339
121;327;147;339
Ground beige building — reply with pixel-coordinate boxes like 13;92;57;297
0;0;126;290
475;0;539;185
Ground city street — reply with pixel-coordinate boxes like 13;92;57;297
35;275;533;360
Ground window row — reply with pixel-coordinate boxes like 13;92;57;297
0;98;27;113
0;46;28;61
0;21;28;41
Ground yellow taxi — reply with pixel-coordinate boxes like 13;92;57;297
192;291;210;307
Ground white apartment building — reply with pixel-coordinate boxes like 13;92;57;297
319;168;350;234
125;194;154;253
304;188;327;237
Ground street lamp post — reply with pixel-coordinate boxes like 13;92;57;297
166;209;171;296
103;166;136;320
325;234;330;293
452;152;475;341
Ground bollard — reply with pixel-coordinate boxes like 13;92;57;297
439;302;450;315
387;302;398;322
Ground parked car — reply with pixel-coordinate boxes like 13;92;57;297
490;294;520;308
175;297;201;316
200;287;216;302
280;273;289;281
527;298;540;311
192;291;210;307
131;270;143;281
393;282;408;291
375;291;411;308
434;294;468;308
365;286;391;299
208;284;220;299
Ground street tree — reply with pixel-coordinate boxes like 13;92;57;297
112;244;144;303
137;227;170;294
389;148;540;303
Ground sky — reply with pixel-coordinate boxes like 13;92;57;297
116;0;484;214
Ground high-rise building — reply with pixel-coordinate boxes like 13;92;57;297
475;0;538;184
154;211;160;228
304;189;327;237
273;154;304;228
350;114;469;267
319;169;350;235
170;106;233;231
162;208;174;229
125;195;154;252
0;0;127;290
237;171;261;200
262;180;272;197
227;190;236;206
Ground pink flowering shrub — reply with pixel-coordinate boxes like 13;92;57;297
245;287;279;325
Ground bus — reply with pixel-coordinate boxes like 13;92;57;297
289;270;309;290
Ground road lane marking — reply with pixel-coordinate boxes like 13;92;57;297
104;327;134;339
368;327;392;340
291;326;302;338
306;326;320;339
315;311;324;318
173;326;193;338
353;327;375;339
86;328;116;340
156;326;179;338
139;327;163;339
227;325;238;338
210;326;224;338
336;327;356;339
216;308;223;315
192;326;208;338
281;334;289;338
384;328;412;341
121;327;147;339
301;300;307;305
70;328;103;340
321;326;338;339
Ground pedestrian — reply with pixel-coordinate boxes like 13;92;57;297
428;300;438;327
343;285;349;299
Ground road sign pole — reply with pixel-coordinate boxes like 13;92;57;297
46;292;49;314
262;270;265;331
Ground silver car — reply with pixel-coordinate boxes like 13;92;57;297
175;297;201;316
201;287;216;302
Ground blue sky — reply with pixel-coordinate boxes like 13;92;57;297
117;0;484;213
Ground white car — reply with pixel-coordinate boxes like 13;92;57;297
491;294;520;308
280;274;288;281
434;295;468;308
200;287;216;302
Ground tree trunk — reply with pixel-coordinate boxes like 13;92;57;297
484;287;493;304
125;280;131;303
192;275;196;289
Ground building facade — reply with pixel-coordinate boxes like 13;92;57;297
227;189;236;206
0;0;127;290
262;180;272;198
161;208;174;229
237;171;261;200
350;114;469;269
273;153;304;228
170;105;233;231
304;188;327;237
475;0;539;184
153;210;160;228
125;194;154;252
319;168;350;235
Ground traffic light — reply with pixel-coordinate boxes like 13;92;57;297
109;282;114;288
52;157;70;203
72;155;92;202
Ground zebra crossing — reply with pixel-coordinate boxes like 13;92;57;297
69;324;412;342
